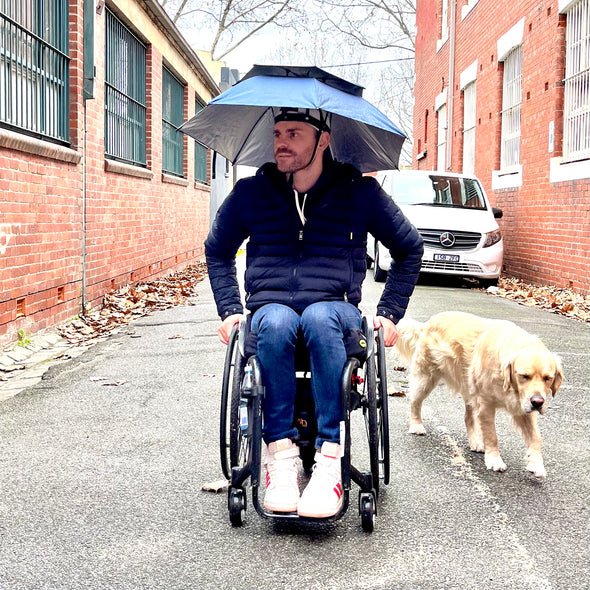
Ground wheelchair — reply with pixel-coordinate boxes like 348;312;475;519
219;315;390;532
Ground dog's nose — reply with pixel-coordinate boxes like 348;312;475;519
530;395;545;409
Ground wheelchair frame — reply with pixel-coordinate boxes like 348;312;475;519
219;316;390;532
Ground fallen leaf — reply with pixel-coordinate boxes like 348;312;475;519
388;390;407;397
202;479;229;493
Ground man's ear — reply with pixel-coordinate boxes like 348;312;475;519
318;131;331;151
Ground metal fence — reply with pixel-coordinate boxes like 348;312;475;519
104;9;146;166
500;45;522;170
162;66;184;177
0;0;69;142
564;0;590;161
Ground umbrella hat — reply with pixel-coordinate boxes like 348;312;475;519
180;65;406;173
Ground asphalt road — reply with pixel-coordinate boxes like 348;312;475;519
0;269;588;590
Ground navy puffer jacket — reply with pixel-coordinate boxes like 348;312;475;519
205;160;423;323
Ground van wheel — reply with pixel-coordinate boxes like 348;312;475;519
373;244;387;282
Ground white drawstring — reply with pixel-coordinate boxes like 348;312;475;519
294;189;308;225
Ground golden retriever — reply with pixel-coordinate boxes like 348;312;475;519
396;311;563;478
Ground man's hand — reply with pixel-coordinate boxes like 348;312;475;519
218;314;243;345
373;316;399;347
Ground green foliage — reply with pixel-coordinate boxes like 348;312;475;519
16;329;31;347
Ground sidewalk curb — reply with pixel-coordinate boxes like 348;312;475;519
0;330;94;402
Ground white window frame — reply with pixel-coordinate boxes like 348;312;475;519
492;19;525;189
437;0;449;51
462;82;476;175
563;0;590;162
437;104;447;171
500;46;522;171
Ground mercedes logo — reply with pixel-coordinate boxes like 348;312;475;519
440;232;456;248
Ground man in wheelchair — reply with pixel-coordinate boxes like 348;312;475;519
205;107;423;518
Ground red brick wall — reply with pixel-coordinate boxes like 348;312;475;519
0;0;215;347
414;0;590;294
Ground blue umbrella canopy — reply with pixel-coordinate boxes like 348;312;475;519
180;65;406;173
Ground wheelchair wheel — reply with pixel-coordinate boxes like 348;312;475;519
362;324;391;493
359;491;376;532
376;328;391;485
220;325;241;480
363;351;380;494
219;325;249;479
228;486;246;527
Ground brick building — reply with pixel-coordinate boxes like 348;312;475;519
0;0;219;347
413;0;590;293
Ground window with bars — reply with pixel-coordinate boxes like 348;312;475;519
162;66;184;177
194;99;207;183
437;104;447;171
441;0;449;41
462;82;476;175
500;45;522;170
0;0;69;142
564;0;590;161
104;10;146;166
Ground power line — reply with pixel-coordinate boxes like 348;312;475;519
323;57;414;68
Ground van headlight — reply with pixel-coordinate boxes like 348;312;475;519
483;229;502;248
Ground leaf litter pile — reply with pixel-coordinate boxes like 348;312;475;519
486;277;590;323
58;262;208;344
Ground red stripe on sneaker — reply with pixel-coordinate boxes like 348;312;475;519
334;482;343;499
266;471;271;488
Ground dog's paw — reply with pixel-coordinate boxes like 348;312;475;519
526;460;547;479
408;423;427;435
485;454;507;472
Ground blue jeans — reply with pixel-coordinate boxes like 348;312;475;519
251;301;362;448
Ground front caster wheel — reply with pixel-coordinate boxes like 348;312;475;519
228;486;246;527
359;492;376;533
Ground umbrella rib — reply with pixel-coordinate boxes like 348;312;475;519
233;107;272;163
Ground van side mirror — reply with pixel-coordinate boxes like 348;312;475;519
492;207;503;219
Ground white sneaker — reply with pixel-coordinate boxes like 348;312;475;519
263;438;300;513
297;442;343;518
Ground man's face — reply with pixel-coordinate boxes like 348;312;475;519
273;120;320;174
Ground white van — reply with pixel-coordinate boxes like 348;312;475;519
367;170;504;287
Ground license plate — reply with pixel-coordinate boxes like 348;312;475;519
434;253;460;262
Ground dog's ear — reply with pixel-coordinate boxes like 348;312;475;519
551;355;564;397
502;359;513;391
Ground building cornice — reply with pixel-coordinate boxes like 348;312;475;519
141;0;220;97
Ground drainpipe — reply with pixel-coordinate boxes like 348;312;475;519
82;0;97;313
446;0;457;171
82;104;87;311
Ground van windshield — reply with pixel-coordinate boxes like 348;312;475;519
387;174;487;210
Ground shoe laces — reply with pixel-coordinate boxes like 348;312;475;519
307;454;341;492
267;456;298;489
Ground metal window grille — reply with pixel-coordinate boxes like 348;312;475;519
194;99;207;183
564;0;590;161
437;104;447;171
462;82;476;175
500;46;522;169
0;0;69;142
162;66;184;177
104;10;146;166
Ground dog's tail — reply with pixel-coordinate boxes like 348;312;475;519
395;317;424;365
